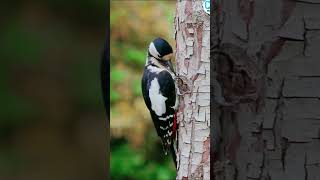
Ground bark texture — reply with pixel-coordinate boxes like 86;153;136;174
174;0;210;179
213;0;320;180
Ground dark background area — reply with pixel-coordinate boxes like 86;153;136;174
211;0;320;180
0;0;108;179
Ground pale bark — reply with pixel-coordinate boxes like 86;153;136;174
174;0;210;179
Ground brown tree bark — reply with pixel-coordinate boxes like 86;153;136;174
212;0;320;180
174;0;210;179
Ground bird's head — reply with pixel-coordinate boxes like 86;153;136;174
147;37;175;73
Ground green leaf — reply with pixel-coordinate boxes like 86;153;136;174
111;69;127;82
132;79;141;96
110;8;127;26
124;47;146;66
111;143;145;179
111;142;176;179
110;87;120;103
156;165;174;180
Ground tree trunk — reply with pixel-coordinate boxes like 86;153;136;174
174;0;210;179
213;0;320;180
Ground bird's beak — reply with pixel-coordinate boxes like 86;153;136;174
167;60;176;75
160;53;176;75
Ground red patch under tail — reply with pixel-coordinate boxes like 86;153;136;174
173;112;177;136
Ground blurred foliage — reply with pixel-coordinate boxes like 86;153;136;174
0;0;106;179
110;0;176;179
0;20;44;65
110;0;175;101
111;142;175;180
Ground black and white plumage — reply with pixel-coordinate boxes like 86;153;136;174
141;38;178;166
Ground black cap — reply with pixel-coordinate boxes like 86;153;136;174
151;37;173;58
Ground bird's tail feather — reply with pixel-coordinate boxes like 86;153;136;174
162;141;177;168
170;142;177;168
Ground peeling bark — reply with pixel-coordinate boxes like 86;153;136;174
175;0;210;179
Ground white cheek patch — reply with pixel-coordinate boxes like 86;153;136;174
149;78;167;116
149;42;160;59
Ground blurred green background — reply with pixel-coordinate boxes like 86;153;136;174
0;0;107;180
110;1;176;180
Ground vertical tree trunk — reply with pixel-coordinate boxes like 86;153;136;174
213;0;320;180
174;0;210;179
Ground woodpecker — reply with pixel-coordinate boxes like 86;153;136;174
141;38;178;166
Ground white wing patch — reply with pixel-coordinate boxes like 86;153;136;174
149;78;167;116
